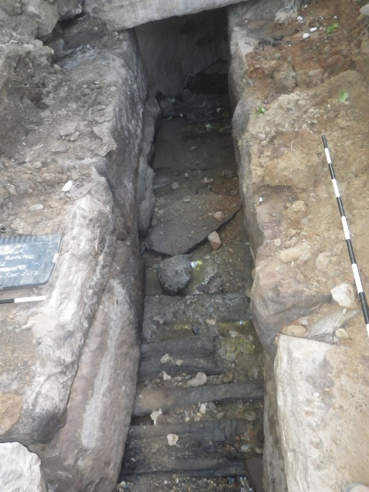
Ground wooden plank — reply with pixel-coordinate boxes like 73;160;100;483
138;336;225;380
133;381;264;417
139;357;225;380
141;336;217;359
121;419;254;476
118;465;253;486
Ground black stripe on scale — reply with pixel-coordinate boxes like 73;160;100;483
328;163;336;180
346;239;357;265
336;196;346;218
358;292;369;324
322;134;369;337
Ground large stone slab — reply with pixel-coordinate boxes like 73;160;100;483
84;0;252;31
0;165;115;444
147;194;241;256
136;97;161;237
275;335;369;492
31;242;143;492
0;442;46;492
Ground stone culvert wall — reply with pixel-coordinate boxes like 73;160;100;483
0;6;147;492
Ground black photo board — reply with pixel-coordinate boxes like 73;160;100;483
0;234;62;290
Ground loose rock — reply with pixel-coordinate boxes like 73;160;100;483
335;328;350;340
208;231;222;250
187;372;207;387
160;354;172;364
28;204;44;212
331;283;356;309
167;434;179;446
281;325;307;337
199;403;207;414
62;180;73;192
213;211;225;222
0;442;46;492
162;371;171;381
157;255;192;295
150;409;162;425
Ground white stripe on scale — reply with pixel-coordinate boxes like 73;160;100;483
332;179;340;198
341;216;351;240
352;264;364;293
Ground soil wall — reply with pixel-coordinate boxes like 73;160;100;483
228;1;369;490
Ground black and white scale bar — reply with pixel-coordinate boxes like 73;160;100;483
322;135;369;337
0;296;46;305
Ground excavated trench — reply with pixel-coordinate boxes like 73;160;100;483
3;1;369;490
117;9;265;492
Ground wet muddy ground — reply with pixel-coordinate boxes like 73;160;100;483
117;90;265;491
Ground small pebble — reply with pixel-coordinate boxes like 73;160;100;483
213;211;225;222
208;231;222;250
335;328;350;340
62;180;73;192
167;434;179;446
303;33;310;39
160;354;172;364
222;372;234;383
183;196;191;203
150;409;162;425
199;403;207;414
28;204;43;212
162;371;171;381
192;324;200;336
171;182;180;190
187;372;207;387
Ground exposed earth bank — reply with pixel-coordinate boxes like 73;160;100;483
229;1;369;490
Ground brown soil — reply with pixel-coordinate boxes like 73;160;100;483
244;0;369;352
